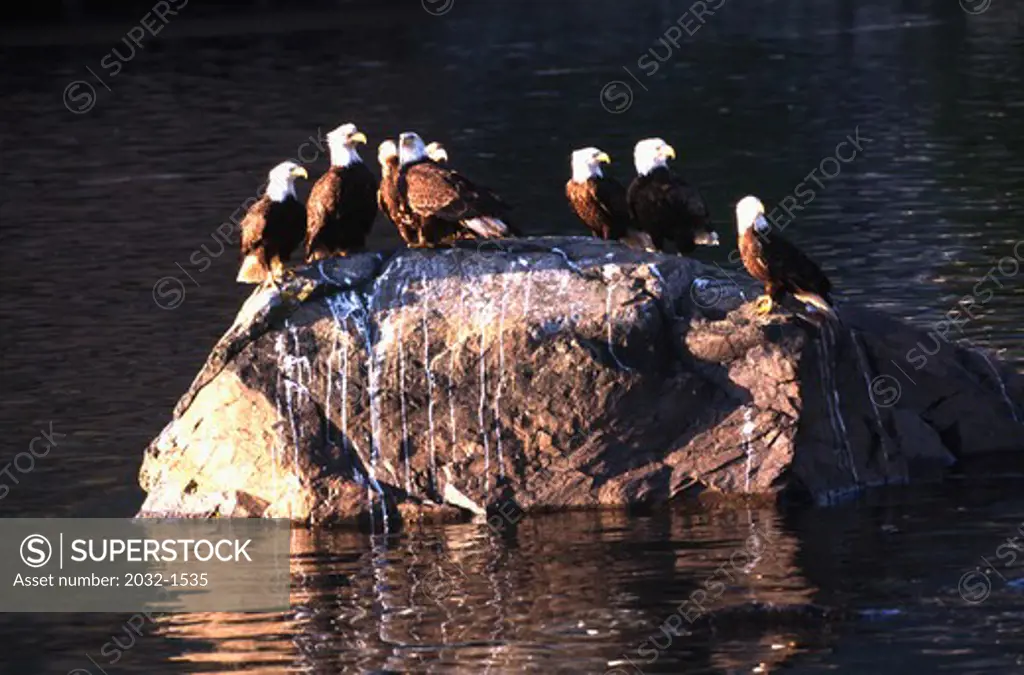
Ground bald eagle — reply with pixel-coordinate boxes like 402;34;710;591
627;138;719;253
735;195;836;319
237;161;308;284
397;132;515;246
565;147;631;241
377;139;421;246
305;123;379;261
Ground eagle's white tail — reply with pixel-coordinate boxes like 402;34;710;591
462;216;509;238
694;231;720;246
236;255;267;284
794;291;839;322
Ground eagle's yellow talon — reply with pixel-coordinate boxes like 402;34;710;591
755;295;774;314
266;261;299;293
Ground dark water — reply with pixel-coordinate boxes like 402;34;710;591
1;0;1023;672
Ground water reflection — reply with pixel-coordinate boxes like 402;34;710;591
7;477;1024;673
162;508;822;674
101;484;1024;674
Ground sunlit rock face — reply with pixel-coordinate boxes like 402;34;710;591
136;237;1024;526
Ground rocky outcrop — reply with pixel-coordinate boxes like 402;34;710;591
136;237;1024;525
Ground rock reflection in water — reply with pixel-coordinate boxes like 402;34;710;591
160;509;828;674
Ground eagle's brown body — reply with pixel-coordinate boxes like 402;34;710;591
397;158;513;246
378;155;422;246
739;227;832;305
305;162;379;260
565;175;631;241
237;195;306;283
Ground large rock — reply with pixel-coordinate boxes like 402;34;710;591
136;237;1024;525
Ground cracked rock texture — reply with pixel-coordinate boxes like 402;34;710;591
136;237;1024;525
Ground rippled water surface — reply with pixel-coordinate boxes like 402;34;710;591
9;483;1024;673
1;0;1023;672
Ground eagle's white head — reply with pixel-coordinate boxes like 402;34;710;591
570;147;612;183
326;123;368;167
266;161;308;202
399;132;428;166
377;139;398;167
735;195;770;236
634;137;676;176
425;141;449;163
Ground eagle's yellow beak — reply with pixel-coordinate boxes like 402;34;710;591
350;131;368;146
291;166;309;179
596;151;611;164
661;144;676;160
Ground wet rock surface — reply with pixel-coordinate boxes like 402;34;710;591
136;237;1024;525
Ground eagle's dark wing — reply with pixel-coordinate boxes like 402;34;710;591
447;169;509;214
681;180;710;223
594;175;631;237
762;232;832;299
447;170;520;235
403;161;504;222
305;164;379;257
268;198;307;261
239;196;273;261
305;169;343;249
657;172;710;224
346;163;381;230
628;168;716;253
